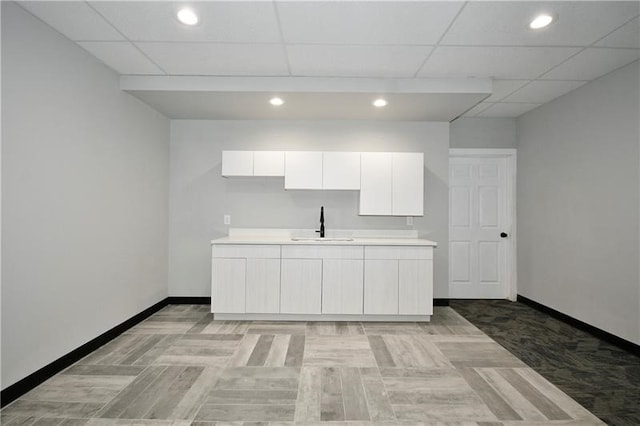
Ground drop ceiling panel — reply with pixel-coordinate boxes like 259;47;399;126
596;17;640;48
79;42;165;75
135;43;289;76
478;103;541;118
89;1;281;42
442;1;639;46
461;102;493;117
541;48;640;80
485;80;530;102
19;1;124;41
276;1;464;44
126;91;486;121
17;1;638;120
418;46;580;79
502;80;586;103
287;45;433;78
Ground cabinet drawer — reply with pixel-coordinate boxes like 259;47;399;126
365;246;433;260
282;245;363;259
212;244;280;259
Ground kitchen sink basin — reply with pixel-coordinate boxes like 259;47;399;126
290;237;354;242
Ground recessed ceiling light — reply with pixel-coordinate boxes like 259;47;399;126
269;97;284;106
177;8;198;26
529;13;554;29
373;98;387;108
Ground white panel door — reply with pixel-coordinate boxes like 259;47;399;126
245;258;280;313
392;152;424;216
284;151;323;189
364;259;398;314
322;259;364;314
280;259;322;314
254;151;284;177
398;259;433;315
360;152;393;215
211;258;246;313
449;157;508;298
322;152;361;190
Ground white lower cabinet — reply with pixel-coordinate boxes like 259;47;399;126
364;246;434;316
364;259;398;314
211;258;246;313
322;259;364;314
399;259;433;315
246;258;280;313
212;244;280;314
212;242;433;319
280;259;322;314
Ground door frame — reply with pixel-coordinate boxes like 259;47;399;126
449;148;517;301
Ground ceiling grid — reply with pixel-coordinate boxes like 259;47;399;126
17;1;640;120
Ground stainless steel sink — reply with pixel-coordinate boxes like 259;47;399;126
290;237;354;242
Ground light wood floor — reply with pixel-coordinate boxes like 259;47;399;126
1;305;604;425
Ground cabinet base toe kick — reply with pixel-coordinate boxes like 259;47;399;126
212;313;431;322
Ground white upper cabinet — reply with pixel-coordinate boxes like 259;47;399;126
285;151;323;189
222;150;284;177
254;151;284;176
322;152;360;190
222;150;424;215
222;150;253;177
359;152;393;215
393;153;424;216
360;152;424;216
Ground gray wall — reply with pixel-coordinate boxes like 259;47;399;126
1;2;170;388
169;120;449;298
517;60;640;344
450;117;517;149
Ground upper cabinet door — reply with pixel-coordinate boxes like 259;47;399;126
393;153;424;216
222;150;253;177
360;152;393;215
322;152;360;190
254;151;285;177
285;151;323;189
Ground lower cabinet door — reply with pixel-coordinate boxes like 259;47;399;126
322;259;364;314
364;259;398;315
398;259;433;315
280;259;322;314
246;258;281;313
211;258;246;313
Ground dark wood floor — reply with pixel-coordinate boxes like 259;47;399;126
451;299;640;426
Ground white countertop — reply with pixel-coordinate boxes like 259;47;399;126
211;236;437;247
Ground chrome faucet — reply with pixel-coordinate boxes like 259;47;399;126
316;206;325;238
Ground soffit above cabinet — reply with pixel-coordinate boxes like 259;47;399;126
120;76;491;121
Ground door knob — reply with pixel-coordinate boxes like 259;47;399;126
500;232;508;238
